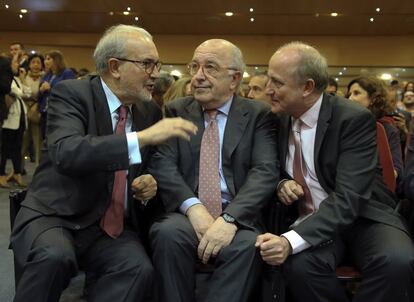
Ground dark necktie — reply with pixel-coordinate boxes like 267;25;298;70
199;109;222;218
292;119;314;216
100;105;128;238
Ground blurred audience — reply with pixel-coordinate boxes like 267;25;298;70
21;53;44;168
325;77;338;95
347;76;403;181
152;73;174;108
163;75;192;104
247;72;271;104
38;50;76;139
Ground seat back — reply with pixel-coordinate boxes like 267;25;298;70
376;122;396;192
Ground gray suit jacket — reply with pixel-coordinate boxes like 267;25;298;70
11;75;162;263
149;95;279;229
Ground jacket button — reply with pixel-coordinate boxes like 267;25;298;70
74;225;81;230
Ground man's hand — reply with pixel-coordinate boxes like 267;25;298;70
131;174;157;203
197;217;237;264
137;118;198;147
255;233;292;266
277;180;304;206
186;204;215;241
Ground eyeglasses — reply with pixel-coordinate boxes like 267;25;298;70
187;61;239;78
114;57;162;75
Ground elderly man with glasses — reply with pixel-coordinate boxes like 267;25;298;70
147;39;279;302
10;24;197;302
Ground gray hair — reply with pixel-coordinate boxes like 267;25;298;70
278;41;328;91
230;45;246;74
93;24;152;75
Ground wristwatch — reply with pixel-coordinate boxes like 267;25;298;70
221;213;238;226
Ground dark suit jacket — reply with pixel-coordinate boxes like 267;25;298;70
148;95;279;230
0;56;13;123
11;75;162;261
278;93;407;247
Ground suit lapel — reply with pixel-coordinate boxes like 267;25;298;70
91;76;113;136
279;114;291;171
314;94;332;163
222;96;249;196
184;99;204;191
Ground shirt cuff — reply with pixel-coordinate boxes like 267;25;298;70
179;197;202;214
282;230;311;254
126;132;142;165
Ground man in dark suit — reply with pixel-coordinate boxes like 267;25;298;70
148;39;279;302
10;24;197;302
256;42;414;302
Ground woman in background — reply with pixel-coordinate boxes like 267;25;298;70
347;76;403;183
22;53;44;168
38;50;76;139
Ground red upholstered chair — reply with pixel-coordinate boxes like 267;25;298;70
335;122;396;285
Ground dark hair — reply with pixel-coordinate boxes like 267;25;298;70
153;74;175;97
28;53;44;69
44;50;66;74
10;42;24;50
404;81;414;93
347;76;391;119
328;77;338;89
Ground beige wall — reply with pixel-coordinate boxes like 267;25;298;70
1;31;413;71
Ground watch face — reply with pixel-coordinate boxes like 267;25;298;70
223;213;235;223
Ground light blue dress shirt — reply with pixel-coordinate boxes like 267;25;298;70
179;97;234;214
100;78;142;165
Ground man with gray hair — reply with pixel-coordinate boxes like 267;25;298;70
148;39;279;302
256;41;414;301
11;24;197;302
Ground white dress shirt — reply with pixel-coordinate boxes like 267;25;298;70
282;94;329;254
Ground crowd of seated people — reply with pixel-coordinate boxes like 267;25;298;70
1;25;414;302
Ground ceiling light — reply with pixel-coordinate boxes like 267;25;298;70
109;11;114;16
30;50;35;54
370;17;374;22
243;72;250;78
314;13;320;17
255;66;258;70
127;7;131;11
225;12;233;17
380;73;392;80
19;14;23;19
339;71;343;75
250;8;254;12
403;69;406;72
20;8;28;13
134;16;139;21
250;17;255;22
5;4;9;9
343;67;347;71
123;11;130;15
330;12;338;17
335;78;339;81
171;70;182;78
376;8;381;12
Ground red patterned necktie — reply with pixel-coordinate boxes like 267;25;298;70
100;105;128;238
199;109;222;218
292;119;314;216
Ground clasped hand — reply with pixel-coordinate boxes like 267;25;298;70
255;233;292;266
187;204;237;264
131;174;157;203
277;179;304;206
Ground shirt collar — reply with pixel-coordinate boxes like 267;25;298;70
297;93;323;129
202;95;233;117
100;78;125;114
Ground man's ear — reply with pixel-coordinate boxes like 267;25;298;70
303;79;316;97
107;58;121;79
230;71;242;90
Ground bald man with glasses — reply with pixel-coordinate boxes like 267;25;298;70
148;39;279;302
11;24;197;302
